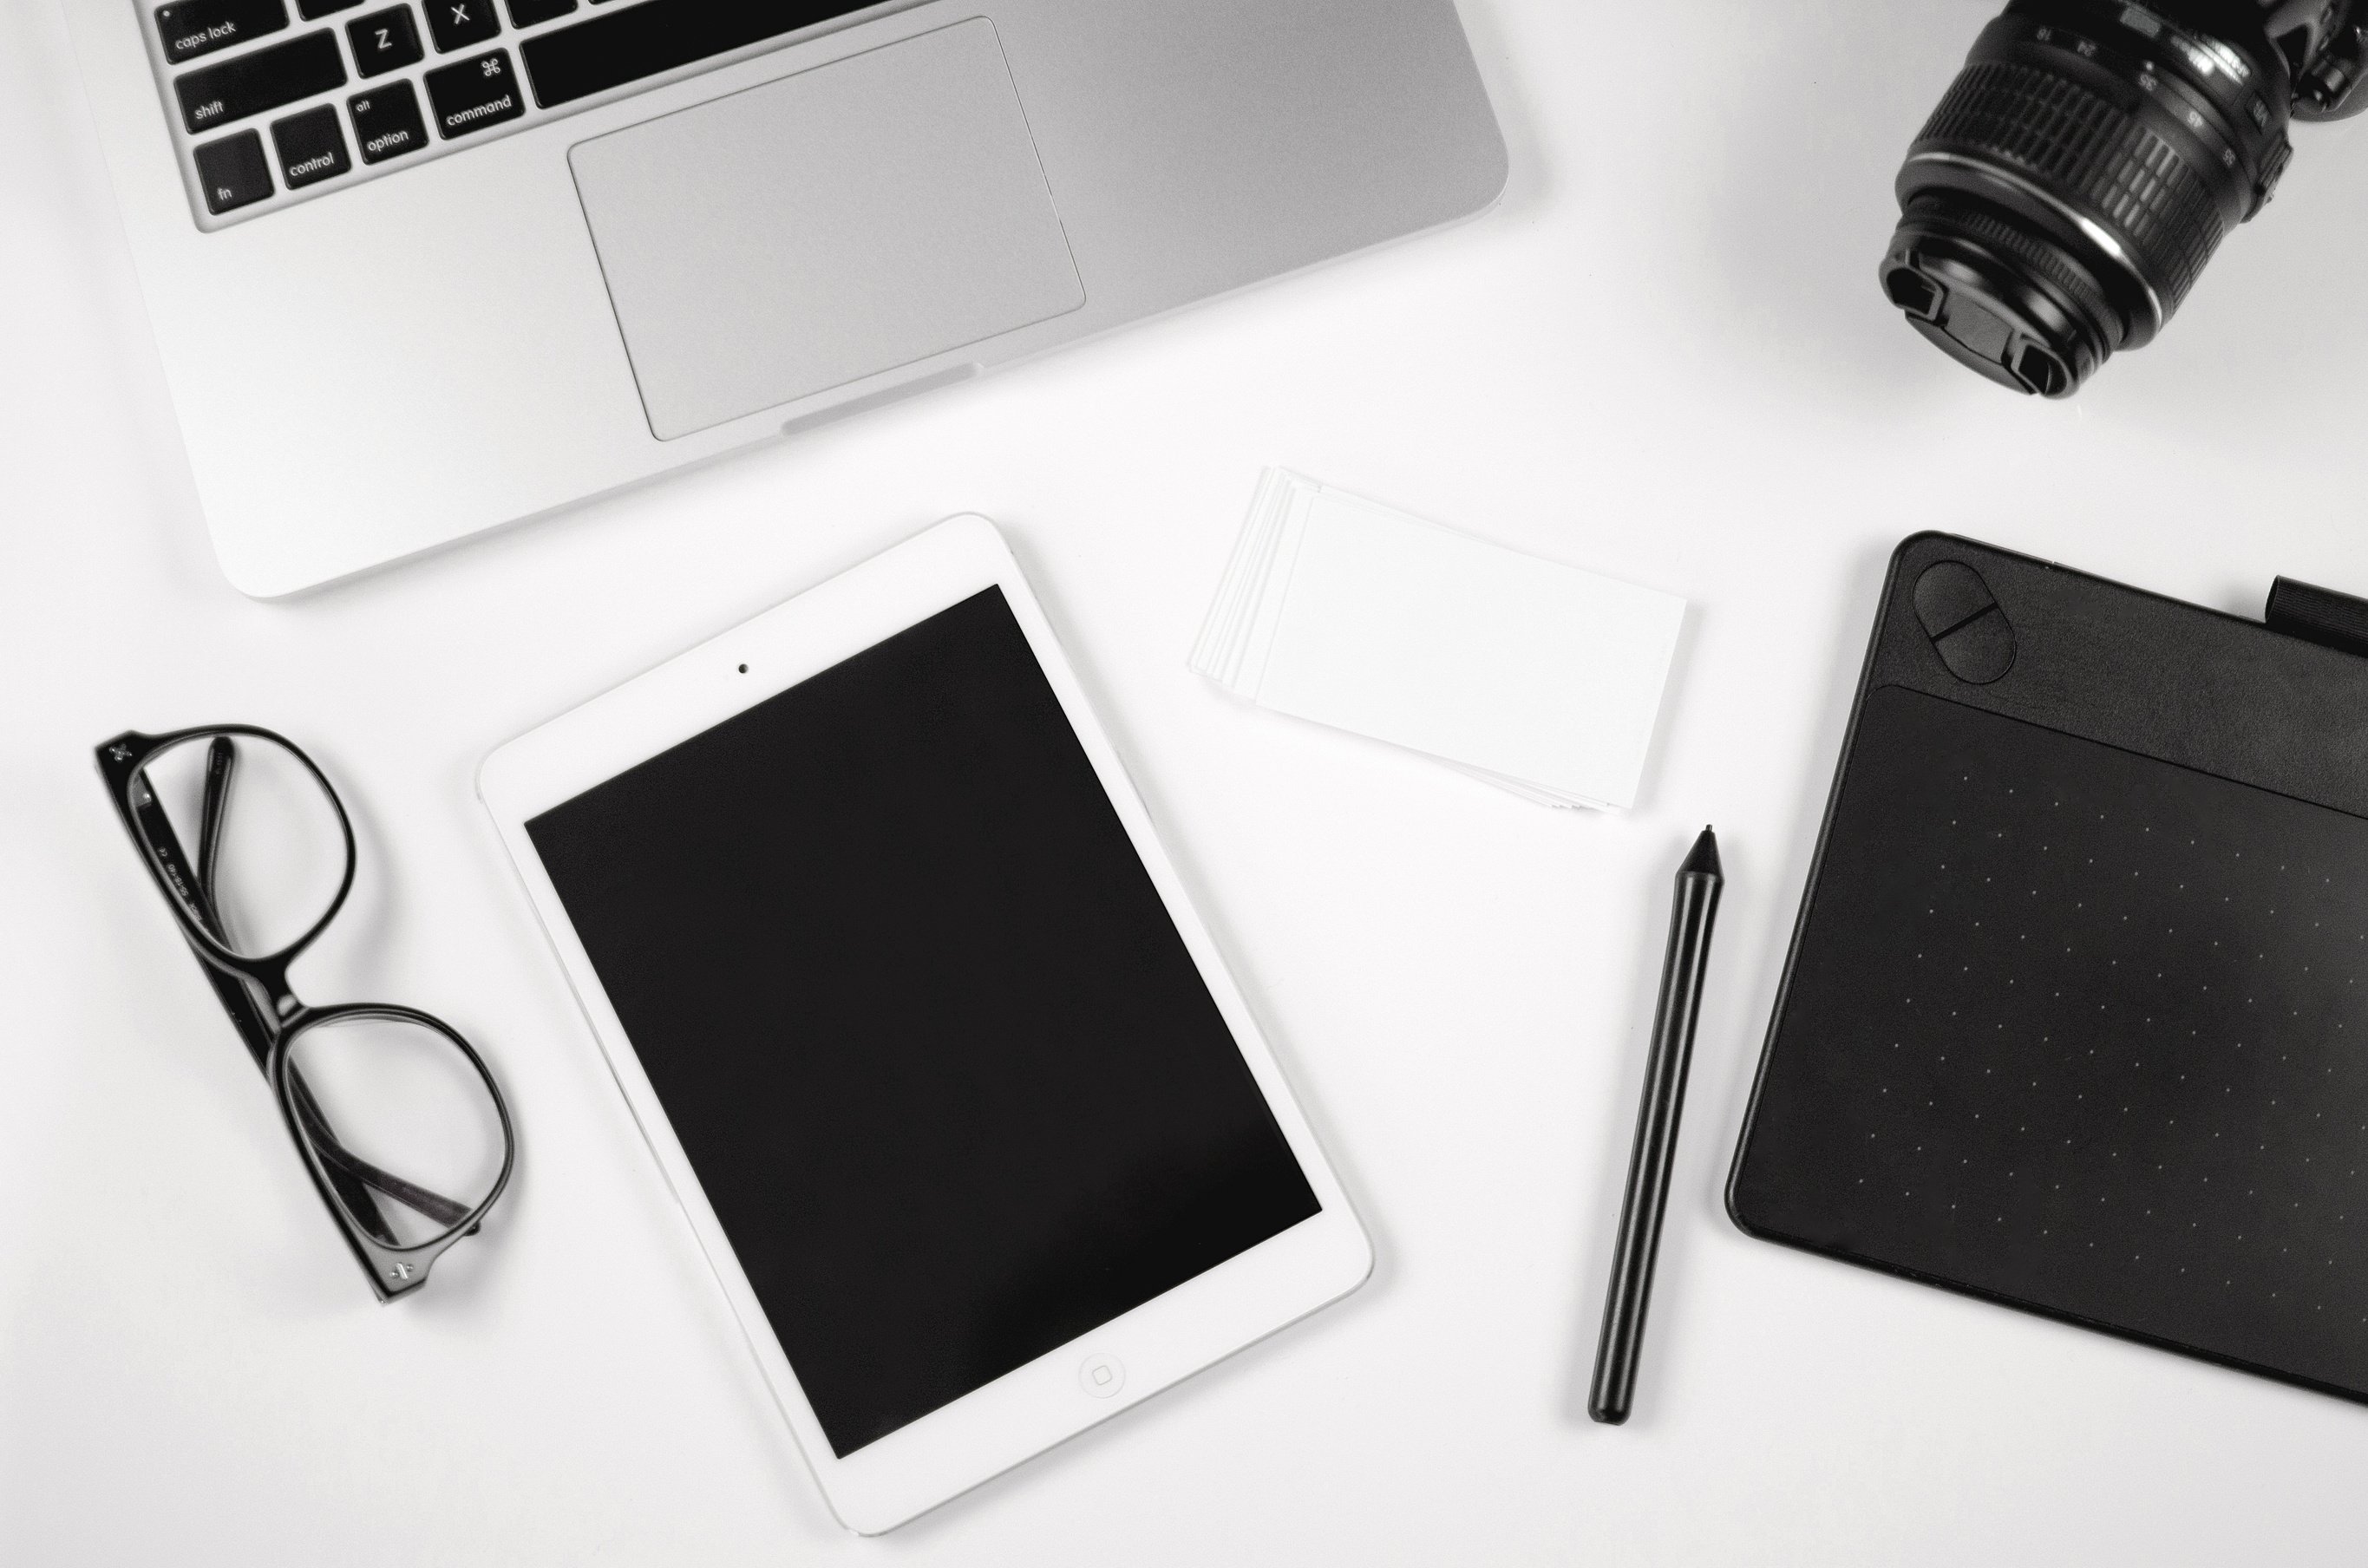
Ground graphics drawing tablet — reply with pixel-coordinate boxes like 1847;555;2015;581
480;517;1370;1532
1730;532;2368;1408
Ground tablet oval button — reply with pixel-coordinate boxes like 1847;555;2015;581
1078;1354;1125;1398
1913;560;1996;639
1933;606;2017;684
1913;560;2017;685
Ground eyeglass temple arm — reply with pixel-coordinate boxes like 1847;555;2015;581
197;736;233;920
289;1081;474;1231
134;752;278;1082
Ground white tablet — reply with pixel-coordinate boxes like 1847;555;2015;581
479;516;1370;1533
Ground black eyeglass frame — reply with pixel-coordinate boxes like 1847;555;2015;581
97;724;515;1303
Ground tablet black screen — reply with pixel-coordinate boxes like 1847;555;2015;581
527;587;1320;1456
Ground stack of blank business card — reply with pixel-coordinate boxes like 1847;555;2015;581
1189;470;1685;810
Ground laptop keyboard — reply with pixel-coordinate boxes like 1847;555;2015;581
146;0;886;227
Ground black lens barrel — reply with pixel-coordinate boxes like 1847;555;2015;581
1883;0;2293;395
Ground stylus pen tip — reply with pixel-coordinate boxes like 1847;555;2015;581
1679;826;1721;881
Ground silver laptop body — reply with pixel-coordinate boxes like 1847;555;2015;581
63;0;1507;595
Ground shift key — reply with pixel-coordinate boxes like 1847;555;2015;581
175;31;346;134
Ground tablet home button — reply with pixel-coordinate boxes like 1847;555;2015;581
1077;1355;1125;1398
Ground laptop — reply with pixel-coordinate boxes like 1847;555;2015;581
62;0;1508;595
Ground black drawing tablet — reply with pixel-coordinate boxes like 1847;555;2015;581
1730;533;2368;1404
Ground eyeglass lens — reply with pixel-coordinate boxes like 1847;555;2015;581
134;733;349;960
284;1012;509;1249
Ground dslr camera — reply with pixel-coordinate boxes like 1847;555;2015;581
1883;0;2368;395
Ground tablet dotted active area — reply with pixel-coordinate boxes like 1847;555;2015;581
1736;685;2368;1395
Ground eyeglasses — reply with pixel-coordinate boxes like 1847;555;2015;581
97;726;515;1302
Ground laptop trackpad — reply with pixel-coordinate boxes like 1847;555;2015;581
571;18;1085;441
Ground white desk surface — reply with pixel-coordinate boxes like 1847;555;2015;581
13;2;2368;1562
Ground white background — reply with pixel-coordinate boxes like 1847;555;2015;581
11;1;2368;1562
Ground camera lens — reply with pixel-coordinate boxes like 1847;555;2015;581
1883;0;2293;396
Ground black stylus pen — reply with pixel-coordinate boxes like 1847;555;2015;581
1588;826;1724;1426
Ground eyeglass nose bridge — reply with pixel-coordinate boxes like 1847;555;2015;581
176;921;313;1029
250;960;305;1027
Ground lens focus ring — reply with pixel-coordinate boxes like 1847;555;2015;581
1913;58;2226;318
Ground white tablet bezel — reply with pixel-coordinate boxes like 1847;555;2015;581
478;515;1371;1533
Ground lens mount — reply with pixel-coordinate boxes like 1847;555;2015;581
1882;0;2293;395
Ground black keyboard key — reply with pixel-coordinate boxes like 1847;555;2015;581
174;31;345;134
423;49;524;137
154;0;287;65
346;5;422;76
423;0;500;51
522;0;867;109
269;103;350;187
298;0;363;14
193;130;273;213
505;0;573;25
349;80;429;161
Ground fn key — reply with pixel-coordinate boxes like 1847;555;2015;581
193;130;273;214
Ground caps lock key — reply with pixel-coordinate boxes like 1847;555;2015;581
155;0;289;64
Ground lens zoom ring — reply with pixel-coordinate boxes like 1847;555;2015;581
1914;60;2224;316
